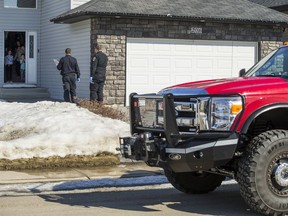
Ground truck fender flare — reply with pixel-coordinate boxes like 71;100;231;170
241;103;288;133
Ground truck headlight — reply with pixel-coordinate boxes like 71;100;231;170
210;97;242;130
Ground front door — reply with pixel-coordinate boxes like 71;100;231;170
4;31;37;84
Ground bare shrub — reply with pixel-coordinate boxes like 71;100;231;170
77;99;128;122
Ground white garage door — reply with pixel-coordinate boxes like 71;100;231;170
126;38;257;104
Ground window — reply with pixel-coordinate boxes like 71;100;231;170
246;47;288;79
4;0;36;9
29;35;34;58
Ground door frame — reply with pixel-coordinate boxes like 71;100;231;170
3;30;37;86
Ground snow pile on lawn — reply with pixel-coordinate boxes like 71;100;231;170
0;101;130;160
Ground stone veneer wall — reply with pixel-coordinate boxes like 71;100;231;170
91;17;284;105
260;41;282;58
91;34;126;104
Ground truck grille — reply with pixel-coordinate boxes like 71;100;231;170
137;97;198;133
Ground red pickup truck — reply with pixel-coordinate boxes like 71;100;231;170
119;45;288;215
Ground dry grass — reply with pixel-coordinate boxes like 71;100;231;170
0;154;120;170
77;99;128;122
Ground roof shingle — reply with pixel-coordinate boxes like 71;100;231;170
51;0;288;25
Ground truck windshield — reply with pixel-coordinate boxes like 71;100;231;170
245;46;288;79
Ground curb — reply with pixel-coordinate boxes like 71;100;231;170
0;175;169;196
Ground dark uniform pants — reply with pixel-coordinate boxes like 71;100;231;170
62;74;77;103
90;81;104;102
5;65;12;82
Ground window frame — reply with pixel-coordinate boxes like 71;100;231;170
4;0;37;9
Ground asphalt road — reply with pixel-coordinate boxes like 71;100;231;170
0;182;260;216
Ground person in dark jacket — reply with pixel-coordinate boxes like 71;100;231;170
56;48;80;103
90;44;108;102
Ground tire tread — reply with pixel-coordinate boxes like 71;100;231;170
237;130;288;216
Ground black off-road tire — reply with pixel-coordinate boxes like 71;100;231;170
164;169;225;194
237;130;288;215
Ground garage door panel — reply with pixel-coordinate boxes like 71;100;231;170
174;75;194;84
214;69;232;78
153;75;170;85
175;43;194;52
129;75;149;85
152;58;171;68
196;58;213;68
127;38;257;105
152;43;173;52
215;48;233;57
217;59;232;69
128;57;149;67
175;58;194;68
195;45;214;53
196;74;214;81
194;71;213;80
232;44;255;56
128;42;150;53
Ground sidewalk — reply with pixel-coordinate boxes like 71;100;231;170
0;162;163;185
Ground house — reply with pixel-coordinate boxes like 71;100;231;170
0;0;91;100
2;0;288;105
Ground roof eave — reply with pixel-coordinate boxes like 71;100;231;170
50;12;288;27
50;11;89;24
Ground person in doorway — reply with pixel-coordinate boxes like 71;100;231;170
20;54;25;82
4;49;13;83
90;43;108;102
56;48;80;103
14;41;24;78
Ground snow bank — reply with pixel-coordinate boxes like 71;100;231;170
0;101;130;160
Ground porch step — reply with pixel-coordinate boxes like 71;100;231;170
0;87;50;99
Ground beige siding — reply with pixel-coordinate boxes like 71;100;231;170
40;0;91;100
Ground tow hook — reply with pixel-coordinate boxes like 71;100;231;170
118;137;136;158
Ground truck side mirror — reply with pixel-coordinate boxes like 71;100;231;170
239;68;246;77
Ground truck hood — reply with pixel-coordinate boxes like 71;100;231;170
158;77;288;96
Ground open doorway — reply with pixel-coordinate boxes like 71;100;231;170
4;31;26;83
